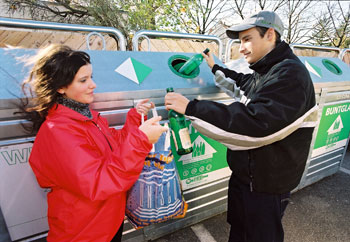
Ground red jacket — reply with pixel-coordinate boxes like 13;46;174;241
29;104;152;241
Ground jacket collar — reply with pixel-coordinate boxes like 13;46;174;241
57;96;92;119
48;103;99;122
249;41;293;74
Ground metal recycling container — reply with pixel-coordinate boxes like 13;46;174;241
2;17;349;242
0;44;233;240
296;56;350;190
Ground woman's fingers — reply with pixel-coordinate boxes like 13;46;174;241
139;116;168;144
136;99;153;115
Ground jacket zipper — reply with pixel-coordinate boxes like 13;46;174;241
247;151;253;192
91;120;113;151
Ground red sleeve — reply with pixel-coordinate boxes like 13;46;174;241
29;118;152;201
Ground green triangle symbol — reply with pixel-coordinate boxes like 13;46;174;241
130;58;152;84
305;60;322;78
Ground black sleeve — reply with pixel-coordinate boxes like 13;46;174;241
186;61;313;137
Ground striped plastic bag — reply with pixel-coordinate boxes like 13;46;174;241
125;110;187;229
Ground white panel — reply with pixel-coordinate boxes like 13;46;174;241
0;143;48;241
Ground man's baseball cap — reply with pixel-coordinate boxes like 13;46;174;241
226;11;284;39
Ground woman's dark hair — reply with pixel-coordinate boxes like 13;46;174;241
255;26;281;44
19;44;91;133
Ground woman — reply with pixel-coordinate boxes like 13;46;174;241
20;44;167;241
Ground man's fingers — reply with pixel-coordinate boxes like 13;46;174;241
165;104;174;111
165;93;179;104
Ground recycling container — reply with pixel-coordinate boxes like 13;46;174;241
0;49;232;242
0;18;231;242
3;18;349;242
296;55;350;190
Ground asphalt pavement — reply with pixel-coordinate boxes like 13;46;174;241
152;147;350;242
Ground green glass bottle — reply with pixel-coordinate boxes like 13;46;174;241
178;48;210;75
166;87;193;155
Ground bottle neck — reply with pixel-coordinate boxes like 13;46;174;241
166;87;174;93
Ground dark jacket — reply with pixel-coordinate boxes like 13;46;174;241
185;41;316;194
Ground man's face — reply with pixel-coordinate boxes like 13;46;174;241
238;27;274;64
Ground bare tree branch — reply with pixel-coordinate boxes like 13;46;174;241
310;0;350;48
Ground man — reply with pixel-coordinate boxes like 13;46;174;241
165;11;318;242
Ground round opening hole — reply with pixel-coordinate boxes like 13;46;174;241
168;55;200;79
322;59;343;75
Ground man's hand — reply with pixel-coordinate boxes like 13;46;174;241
202;51;215;69
164;92;190;114
136;99;155;115
139;116;168;144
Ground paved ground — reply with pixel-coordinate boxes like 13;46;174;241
152;147;350;242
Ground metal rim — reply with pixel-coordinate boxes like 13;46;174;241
168;55;200;79
322;59;343;75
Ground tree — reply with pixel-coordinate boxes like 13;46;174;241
157;0;229;34
226;0;287;20
5;0;171;48
255;0;286;12
311;0;350;48
5;0;90;23
87;0;167;45
224;0;319;44
225;0;316;44
282;0;315;44
310;16;333;47
4;0;230;48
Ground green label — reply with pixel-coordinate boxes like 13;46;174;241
172;121;230;190
313;102;350;157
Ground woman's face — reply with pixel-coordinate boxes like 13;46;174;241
58;64;96;104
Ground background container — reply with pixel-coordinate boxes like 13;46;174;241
1;18;350;242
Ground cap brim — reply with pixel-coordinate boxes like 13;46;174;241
226;24;255;39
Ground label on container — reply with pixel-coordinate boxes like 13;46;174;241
179;128;192;149
312;102;350;157
172;122;231;190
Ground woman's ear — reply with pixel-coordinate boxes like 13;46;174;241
57;88;65;95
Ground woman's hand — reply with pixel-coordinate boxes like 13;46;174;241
136;99;154;116
139;116;168;144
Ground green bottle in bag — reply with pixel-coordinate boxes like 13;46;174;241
178;48;210;75
166;87;193;155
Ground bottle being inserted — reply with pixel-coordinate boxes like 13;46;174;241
178;48;210;75
166;87;193;155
